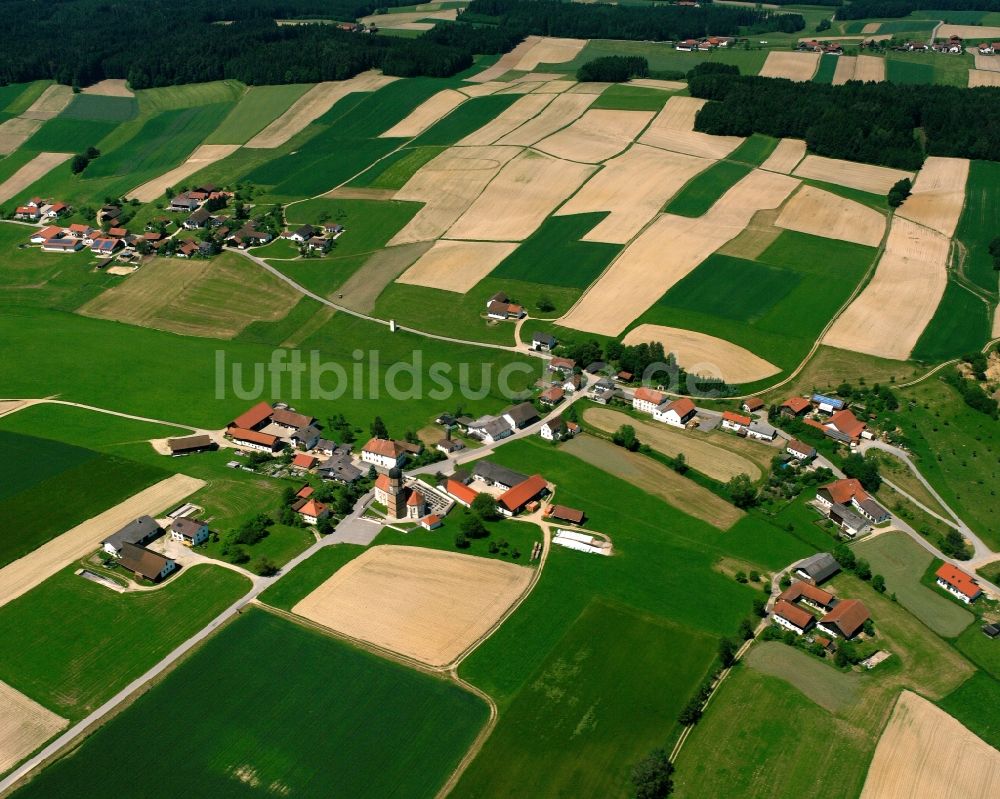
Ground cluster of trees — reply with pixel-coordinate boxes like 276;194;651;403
990;237;1000;272
70;147;101;175
842;452;883;492
576;55;649;83
835;0;1000;20
690;74;1000;169
943;366;999;419
888;178;912;208
454;495;519;555
761;459;835;505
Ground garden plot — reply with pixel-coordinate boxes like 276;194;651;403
127;144;240;202
793;154;914;194
81;79;133;97
389;145;521;245
534;109;655;163
513;37;587;71
379;89;466;138
622;324;780;384
760;138;806;173
245;72;397;148
896;156;969;237
759;51;820;81
969;69;1000;86
292;545;532;667
458;94;553;145
638;96;744;160
560;169;799;336
860;691;1000;799
0;152;72;204
0;118;44;155
832;56;858;85
494;93;594;146
776;185;886;246
823;217;949;360
20;84;73;120
446;150;595;242
396;239;519;293
0;680;67;774
556;145;711;244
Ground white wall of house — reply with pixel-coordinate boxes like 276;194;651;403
936;578;977;604
772;614;809;635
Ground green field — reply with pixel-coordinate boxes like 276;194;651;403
22;117;118;151
885;57;935;85
452;601;716;798
0;565;249;718
745;641;861;713
550;39;768;76
12;609;488;798
954;159;1000;296
910;279;991;362
349;144;446;189
939;671;1000;750
954;620;1000;681
0;81;52;115
812;54;839;84
135;80;245;113
410;94;519;146
885;51;973;87
59;94;138;122
727;133;779;166
205;83;313;144
591;84;671;111
665;160;753;217
258;544;366;610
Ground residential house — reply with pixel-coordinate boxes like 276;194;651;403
292;453;317;471
779;581;837;613
99;204;122;222
107;227;128;239
166;434;216;456
119;542;176;582
824;409;870;442
485;293;524;319
771;600;815;635
170;517;209;546
14;205;41;221
169;194;200;212
497;474;548;516
287;224;316;242
306;236;331;253
69;223;95;240
291;424;322;451
721;411;751;433
472;461;527;490
781;397;811;417
226;228;272;249
436;437;465;455
361;437;408;470
633;387;667;415
540;416;578;441
742;397;765;414
184;208;211;229
654;397;696;428
817;599;870;639
935;563;982;604
503;401;540;430
539;386;564;407
585;361;607;375
91;238;121;256
816;478;890;525
293;497;329;525
532;332;557;352
317;452;362;484
616;370;634;383
176;240;199;258
548;357;576;374
562;373;584;393
323;223;344;236
469;417;513;444
102;515;162;557
978;41;997;55
227;427;282;453
746;421;777;442
786;439;816;462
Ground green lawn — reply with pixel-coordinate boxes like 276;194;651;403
258;543;366;610
205;83;313;144
0;564;249;719
201;521;314;569
910;279;991;362
954;159;1000;296
665;160;753;217
12;609;489;798
954;620;1000;681
590;84;671;111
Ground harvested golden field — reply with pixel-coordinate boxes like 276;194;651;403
359;8;457;30
759;51;820;81
832;55;858;85
534;108;655;163
513;37;587;71
337;241;431;312
457;81;507;98
639;95;743;159
823;217;949;360
560;170;799;336
458;93;553;146
562;435;743;529
628;78;687;91
793;154;914;194
0;681;68;774
567;82;613;94
466;36;543;83
0;117;44;155
939;23;1000;39
854;55;886;83
556;144;711;244
446;150;595;242
292;545;533;667
969;69;1000;86
533;79;576;93
776;185;886;246
0;152;72;204
973;54;1000;72
20;84;73;120
494;92;594;146
896;156;969;237
759;138;806;173
379;89;466;138
583;407;764;481
396;239;519;293
81;79;134;97
860;691;1000;799
389;145;521;245
717;209;782;260
127;144;240;202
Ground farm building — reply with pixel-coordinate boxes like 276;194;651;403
780;397;811;417
633;387;667;415
230;402;274;430
829;503;871;538
170;517;209;546
102;516;162;557
778;581;837;612
721;411;751;433
119;543;176;582
445;478;479;508
436;438;465;455
420;514;442;530
816;478;890;525
746;421;777;442
291;424;321;450
545;505;585;525
653;397;697;428
166;434;216;456
742;398;765;413
818;599;870;639
786;439;816;461
41;237;82;252
227;427;282;453
532;332;557;352
539;386;564;407
548;357;576;374
472;462;527;490
317;452;362;484
812;394;846;414
503;402;540;430
271;408;316;430
292;453;317;470
935;564;982;604
771;600;815;635
795;552;841;585
497;475;548;517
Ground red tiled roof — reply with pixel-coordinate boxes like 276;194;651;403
296;485;314;498
827;409;866;439
70;223;91;233
35;225;63;239
743;397;765;411
292;453;315;468
779;581;835;607
821;478;868;505
406;490;424;507
666;397;696;417
231;401;273;429
545;504;584;524
540;387;564;402
773;600;814;629
498;474;547;512
782;396;811;413
364;437;405;458
936;563;981;600
297;499;327;518
447;479;478;505
820;599;870;638
421;514;441;527
227;427;278;447
374;474;391;492
634;387;666;405
722;411;751;426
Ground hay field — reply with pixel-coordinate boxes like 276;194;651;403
533;79;575;93
292;545;533;667
457;93;553;146
568;82;613;94
823;217;949;359
560;170;799;336
561;435;743;529
854;55;886;83
0;152;72;204
389;144;521;244
245;72;396;148
359;8;457;29
396;239;519;292
534;109;655;163
21;84;73;120
776;185;886;246
127;144;240;201
759;51;820;81
457;81;506;98
514;37;587;70
860;691;1000;799
379;89;466;138
832;56;858;85
583;407;762;481
0;680;67;774
745;641;861;714
467;36;543;83
494;92;594;146
969;69;1000;86
81;79;133;97
760;138;806;173
556;145;711;243
974;54;1000;72
896;156;969;237
793;154;914;194
623;323;781;383
639;96;744;159
939;24;1000;39
0;117;44;155
0;474;202;610
446;150;595;241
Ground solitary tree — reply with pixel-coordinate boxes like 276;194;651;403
727;473;759;509
718;637;738;667
370;416;389;439
872;574;886;593
471;493;500;521
630;749;675;799
887;177;912;208
612;424;639;451
460;513;488;539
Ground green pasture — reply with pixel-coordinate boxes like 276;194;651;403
201;521;314;568
728;133;779;166
955;620;1000;681
270;136;401;198
745;641;862;714
0;80;52;115
954;159;1000;296
812;54;839;84
665;160;753;217
911;280;991;362
885;57;935;85
60;94;138;122
410;94;519;146
258;544;366;610
349;145;446;189
235;295;325;346
939;672;1000;750
374;516;544;566
205;83;313;144
135;80;244;113
885;51;973;87
546;39;768;76
11;610;488;798
23;118;118;151
591;84;671;111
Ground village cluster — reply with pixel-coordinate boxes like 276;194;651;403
798;32;999;55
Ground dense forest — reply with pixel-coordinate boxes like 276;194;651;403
460;0;806;39
836;0;1000;20
690;72;1000;169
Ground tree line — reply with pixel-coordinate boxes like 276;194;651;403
836;0;1000;21
577;56;649;83
689;72;1000;169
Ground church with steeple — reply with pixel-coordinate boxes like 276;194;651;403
373;467;427;520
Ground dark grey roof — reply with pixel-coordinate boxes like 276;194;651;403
481;418;512;439
186;208;211;223
292;424;322;441
857;497;889;521
585;361;607;373
532;332;557;345
294;224;315;238
315;438;338;451
796;552;841;583
170;517;206;536
748;421;776;438
472;461;527;488
318;453;361;483
503;401;540;427
831;503;868;531
824;428;853;444
103;515;160;551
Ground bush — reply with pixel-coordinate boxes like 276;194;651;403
612;424;640;451
718;637;738;667
471;492;501;521
887;177;912;208
460;513;489;539
254;557;279;577
454;533;470;549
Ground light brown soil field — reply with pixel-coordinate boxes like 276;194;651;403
457;82;505;98
534;108;655;163
495;81;548;95
0;152;72;203
513;37;587;71
583;407;763;481
832;55;858;85
860;691;1000;799
0;474;203;610
560;169;799;336
466;36;542;83
0;681;68;774
939;23;1000;39
638;95;744;159
628;78;687;91
245;72;397;148
793;154;914;194
379;89;466;138
556;144;711;243
396;239;519;293
717;209;782;259
389;145;521;245
20;84;73;120
861;22;881;34
969;68;1000;86
646;95;704;131
446;150;595;241
759;138;806;173
494;92;594;146
896;156;969;237
79;253;300;338
81;78;134;97
337;241;432;312
458;93;553;145
532;79;576;93
127;144;240;202
994;306;1000;338
622;323;781;383
973;54;1000;72
359;9;457;29
823;217;949;360
567;82;613;94
561;435;743;529
854;54;886;83
776;185;886;246
292;545;533;667
0;117;44;155
759;51;820;81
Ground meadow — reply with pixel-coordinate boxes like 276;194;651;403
59;94;137;122
258;543;366;610
884;50;973;87
204;83;313;144
910;279;991;362
348;144;446;189
590;84;671;112
22;118;118;151
11;609;489;799
812;54;838;84
954;159;1000;295
939;671;1000;750
0;81;52;115
664;160;753;217
410;94;519;146
0;564;249;719
549;39;768;76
